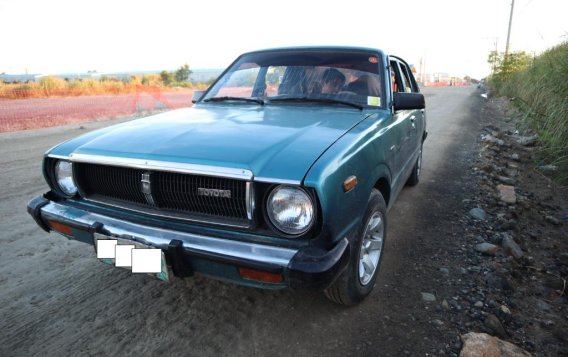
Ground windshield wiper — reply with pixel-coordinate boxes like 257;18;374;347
203;96;264;105
268;97;363;110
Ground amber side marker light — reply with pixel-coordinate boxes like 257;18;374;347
47;220;73;236
238;267;283;283
343;175;358;193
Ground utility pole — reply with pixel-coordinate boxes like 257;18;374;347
504;0;515;60
419;57;424;84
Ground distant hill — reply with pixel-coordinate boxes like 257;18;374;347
1;68;224;84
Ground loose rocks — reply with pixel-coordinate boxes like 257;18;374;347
497;185;516;204
475;243;499;256
516;135;538;146
501;234;524;260
460;332;533;357
421;292;436;302
484;314;507;338
469;208;486;221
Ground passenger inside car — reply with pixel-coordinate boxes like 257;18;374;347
346;74;381;97
321;68;346;94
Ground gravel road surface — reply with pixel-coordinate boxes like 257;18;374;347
0;86;484;356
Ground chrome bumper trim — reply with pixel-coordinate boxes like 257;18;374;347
40;201;297;267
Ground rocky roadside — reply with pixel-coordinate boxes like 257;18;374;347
451;96;568;356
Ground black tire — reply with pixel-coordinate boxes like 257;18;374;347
324;189;387;306
406;145;423;186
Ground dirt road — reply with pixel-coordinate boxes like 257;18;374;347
0;86;486;356
0;89;194;132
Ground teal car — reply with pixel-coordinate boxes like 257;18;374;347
27;47;426;305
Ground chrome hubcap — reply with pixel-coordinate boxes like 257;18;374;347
358;211;384;286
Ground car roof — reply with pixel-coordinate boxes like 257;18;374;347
241;46;386;57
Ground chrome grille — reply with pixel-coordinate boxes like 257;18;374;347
74;162;249;224
152;171;247;218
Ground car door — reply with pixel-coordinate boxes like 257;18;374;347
383;61;405;183
390;59;418;185
397;59;424;157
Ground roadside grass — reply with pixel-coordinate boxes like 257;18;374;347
491;41;568;183
0;75;204;99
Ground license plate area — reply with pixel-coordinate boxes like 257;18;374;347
94;233;169;281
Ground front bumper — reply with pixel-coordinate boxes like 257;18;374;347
27;195;349;290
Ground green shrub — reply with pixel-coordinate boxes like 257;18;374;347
160;70;174;85
491;42;568;182
175;64;191;82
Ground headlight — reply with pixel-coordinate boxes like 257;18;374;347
55;160;78;196
267;185;314;235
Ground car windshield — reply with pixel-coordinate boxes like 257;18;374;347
202;49;385;109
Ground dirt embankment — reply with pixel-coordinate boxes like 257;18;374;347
453;95;568;356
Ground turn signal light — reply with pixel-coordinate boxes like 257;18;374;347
47;220;73;236
343;175;358;192
238;267;283;283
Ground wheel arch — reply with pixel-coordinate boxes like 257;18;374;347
374;176;391;207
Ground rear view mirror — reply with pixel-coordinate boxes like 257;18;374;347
393;92;425;111
192;90;205;103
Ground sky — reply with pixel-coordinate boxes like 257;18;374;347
1;0;566;79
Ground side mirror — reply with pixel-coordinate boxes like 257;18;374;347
393;92;425;111
192;90;205;104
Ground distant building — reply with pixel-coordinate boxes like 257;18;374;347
433;72;451;83
417;72;452;86
53;73;100;81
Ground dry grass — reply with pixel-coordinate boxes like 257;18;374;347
0;74;198;99
492;42;568;183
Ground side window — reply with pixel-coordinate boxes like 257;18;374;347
394;61;411;93
399;63;416;93
216;66;260;97
389;61;402;93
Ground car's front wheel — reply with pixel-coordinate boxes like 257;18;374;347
324;189;387;306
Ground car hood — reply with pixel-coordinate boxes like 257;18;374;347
51;105;369;182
